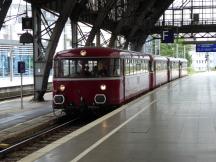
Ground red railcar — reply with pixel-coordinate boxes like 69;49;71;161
179;58;188;77
53;47;152;113
152;56;169;87
168;57;181;81
52;47;187;114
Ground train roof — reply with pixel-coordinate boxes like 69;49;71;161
54;47;152;60
54;47;121;58
167;57;181;62
152;55;168;61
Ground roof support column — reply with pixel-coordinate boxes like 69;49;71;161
96;30;100;47
0;0;12;30
130;38;146;51
108;0;133;48
108;33;117;48
123;40;129;50
32;0;77;101
71;20;78;48
32;5;44;101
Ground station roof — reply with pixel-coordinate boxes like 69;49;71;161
25;0;174;45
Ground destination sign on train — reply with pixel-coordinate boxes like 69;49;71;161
196;44;216;52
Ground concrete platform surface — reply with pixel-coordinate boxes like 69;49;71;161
19;72;216;162
0;93;53;131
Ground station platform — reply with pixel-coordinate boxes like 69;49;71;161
18;72;216;162
0;93;53;131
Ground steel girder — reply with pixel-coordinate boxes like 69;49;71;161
32;0;79;101
28;0;175;50
71;20;78;48
32;0;89;101
28;0;174;100
108;0;133;48
85;0;116;46
129;0;174;51
151;24;216;35
0;0;12;30
123;0;157;51
126;0;156;42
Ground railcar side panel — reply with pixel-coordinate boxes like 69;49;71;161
171;69;179;80
155;70;168;86
180;61;188;77
52;47;188;114
153;57;169;86
124;73;149;100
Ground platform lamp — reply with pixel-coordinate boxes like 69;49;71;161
20;17;33;44
20;31;33;44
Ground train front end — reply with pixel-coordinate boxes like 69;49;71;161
52;48;124;114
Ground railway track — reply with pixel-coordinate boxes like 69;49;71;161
0;116;89;161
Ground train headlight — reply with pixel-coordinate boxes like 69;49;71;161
100;84;106;91
59;85;65;92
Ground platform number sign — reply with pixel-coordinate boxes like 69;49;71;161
161;30;174;43
18;61;25;73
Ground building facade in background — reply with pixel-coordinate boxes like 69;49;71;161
0;0;69;78
0;0;33;78
190;45;216;71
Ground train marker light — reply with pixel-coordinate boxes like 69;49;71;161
100;84;106;91
80;50;87;56
59;85;65;92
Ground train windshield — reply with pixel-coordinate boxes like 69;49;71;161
54;58;121;78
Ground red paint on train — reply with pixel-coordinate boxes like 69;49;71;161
52;47;187;114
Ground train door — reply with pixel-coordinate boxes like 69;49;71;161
168;60;171;82
179;61;182;78
167;60;170;82
149;60;155;89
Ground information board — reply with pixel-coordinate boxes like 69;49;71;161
196;44;216;52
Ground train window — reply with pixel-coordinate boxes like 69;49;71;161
143;60;146;73
55;58;121;78
62;60;69;77
125;59;130;75
109;59;121;76
146;61;149;72
69;60;76;76
130;59;134;74
140;60;143;73
136;60;141;74
54;60;59;77
134;60;137;74
144;60;148;73
156;62;161;71
161;61;166;70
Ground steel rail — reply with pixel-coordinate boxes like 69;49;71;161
0;117;79;159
